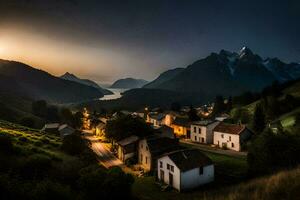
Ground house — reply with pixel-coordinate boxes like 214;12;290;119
157;149;214;191
58;124;75;138
154;125;175;139
215;113;230;122
138;136;182;172
171;118;191;138
146;113;166;128
190;120;220;144
213;122;253;151
41;123;60;134
94;121;106;136
116;135;139;162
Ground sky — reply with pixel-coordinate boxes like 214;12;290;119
0;0;299;84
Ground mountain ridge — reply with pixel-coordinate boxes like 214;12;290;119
110;77;148;89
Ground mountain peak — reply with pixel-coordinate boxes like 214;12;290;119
239;46;253;58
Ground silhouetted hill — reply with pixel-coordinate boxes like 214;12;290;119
60;72;113;95
110;78;148;89
143;68;184;88
0;59;104;103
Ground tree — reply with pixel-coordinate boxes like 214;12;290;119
46;106;60;122
19;117;35;128
73;111;84;129
32;100;47;117
60;108;74;125
231;107;251;124
226;96;233;112
105;115;153;142
252;103;266;134
188;106;200;121
212;96;226;116
61;133;85;155
170;102;181;112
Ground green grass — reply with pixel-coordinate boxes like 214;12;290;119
133;166;300;200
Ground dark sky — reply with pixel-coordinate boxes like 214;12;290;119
0;0;299;83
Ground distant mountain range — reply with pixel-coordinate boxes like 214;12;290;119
144;47;300;100
0;59;104;104
60;72;112;95
110;78;148;89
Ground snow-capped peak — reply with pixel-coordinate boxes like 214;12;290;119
238;46;253;58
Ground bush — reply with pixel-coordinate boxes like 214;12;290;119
0;134;13;154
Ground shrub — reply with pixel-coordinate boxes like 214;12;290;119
0;134;13;153
61;134;85;155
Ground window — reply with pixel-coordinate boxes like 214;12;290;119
195;136;197;141
167;164;170;170
160;161;163;168
229;136;231;141
221;134;224;138
198;128;201;134
201;137;204;143
140;154;143;163
199;166;203;175
194;127;197;132
170;165;174;172
232;143;234;147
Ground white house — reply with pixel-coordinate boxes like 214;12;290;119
146;113;166;128
213;122;253;151
157;149;214;191
190;120;220;144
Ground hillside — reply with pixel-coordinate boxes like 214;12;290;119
0;59;104;103
60;72;113;95
146;47;300;100
134;163;300;200
143;68;184;89
110;78;148;89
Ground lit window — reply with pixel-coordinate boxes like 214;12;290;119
199;166;203;175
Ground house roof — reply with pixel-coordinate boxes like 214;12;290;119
145;137;183;157
163;149;213;172
192;120;216;126
149;113;166;120
43;123;60;129
96;122;105;129
172;117;190;127
154;125;175;139
117;135;139;146
213;122;246;135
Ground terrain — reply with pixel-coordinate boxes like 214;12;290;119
110;78;148;89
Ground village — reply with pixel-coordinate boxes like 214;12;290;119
41;104;253;193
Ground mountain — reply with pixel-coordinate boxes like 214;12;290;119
143;68;184;88
60;72;113;95
0;59;104;103
110;78;148;89
145;47;300;100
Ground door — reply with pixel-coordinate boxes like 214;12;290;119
169;173;173;186
160;170;165;182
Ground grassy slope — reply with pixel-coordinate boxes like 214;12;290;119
0;120;72;161
133;166;300;200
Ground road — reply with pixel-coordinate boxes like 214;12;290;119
83;130;123;169
180;140;247;158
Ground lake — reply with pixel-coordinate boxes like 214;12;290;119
99;88;127;100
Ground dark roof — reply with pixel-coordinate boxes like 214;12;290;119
192;120;216;126
164;149;213;172
172;117;190;127
149;113;166;120
146;137;183;158
213;122;246;135
154;125;175;139
117;135;139;146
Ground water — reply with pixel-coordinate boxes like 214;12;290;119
99;88;127;100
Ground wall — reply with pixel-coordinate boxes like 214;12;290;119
157;156;181;191
138;139;152;171
213;131;240;151
181;165;214;191
191;125;207;143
